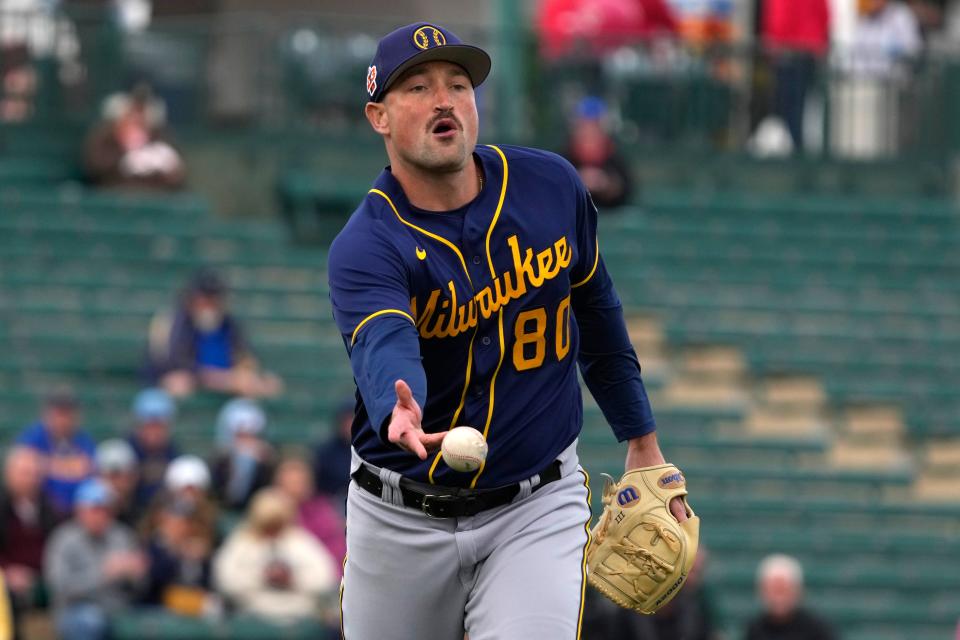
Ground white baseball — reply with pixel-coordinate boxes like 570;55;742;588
441;426;488;473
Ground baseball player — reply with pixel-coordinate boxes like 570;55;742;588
328;22;697;640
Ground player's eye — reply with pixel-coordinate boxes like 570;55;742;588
452;82;467;91
409;84;427;93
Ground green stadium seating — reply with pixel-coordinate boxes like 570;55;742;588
2;178;958;639
597;191;960;439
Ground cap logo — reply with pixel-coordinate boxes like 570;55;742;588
413;25;446;50
366;65;378;96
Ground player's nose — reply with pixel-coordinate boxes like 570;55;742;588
433;87;454;111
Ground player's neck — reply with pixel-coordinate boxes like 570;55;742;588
391;156;482;212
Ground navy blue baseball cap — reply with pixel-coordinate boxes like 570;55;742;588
366;22;491;103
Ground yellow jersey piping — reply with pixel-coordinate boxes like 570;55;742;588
369;188;472;286
351;309;415;345
468;307;506;488
484;145;509;280
426;326;478;483
571;237;599;289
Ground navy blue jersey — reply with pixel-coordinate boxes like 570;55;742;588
328;144;654;489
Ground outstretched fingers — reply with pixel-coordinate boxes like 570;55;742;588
394;379;419;415
398;429;429;460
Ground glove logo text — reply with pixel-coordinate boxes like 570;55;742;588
657;471;684;489
616;485;641;507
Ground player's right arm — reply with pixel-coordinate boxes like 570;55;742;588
327;222;443;459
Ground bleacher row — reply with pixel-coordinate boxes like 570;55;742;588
607;192;960;439
2;175;960;639
579;190;960;640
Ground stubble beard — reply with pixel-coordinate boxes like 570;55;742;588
402;136;471;175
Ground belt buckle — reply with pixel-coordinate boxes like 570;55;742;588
421;494;458;519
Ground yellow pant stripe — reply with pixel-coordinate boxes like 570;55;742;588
576;468;593;639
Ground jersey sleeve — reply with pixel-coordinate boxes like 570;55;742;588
568;168;601;290
328;223;416;346
349;316;427;440
567;169;657;442
328;222;427;440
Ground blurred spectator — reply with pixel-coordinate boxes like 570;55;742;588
906;0;945;39
537;0;679;60
44;478;147;640
0;41;34;123
581;587;652;638
213;488;337;624
211;398;276;511
761;0;831;152
583;547;716;640
141;455;219;548
0;0;81;122
312;400;353;505
665;0;736;48
95;439;142;527
581;549;718;639
0;448;61;621
832;0;923;157
744;554;837;640
273;456;345;577
16;388;95;515
146;269;283;399
126;388;179;508
83;84;186;191
848;0;923;77
142;496;218;617
564;96;633;209
647;548;719;640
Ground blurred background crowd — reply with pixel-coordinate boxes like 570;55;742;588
1;344;354;639
1;0;959;639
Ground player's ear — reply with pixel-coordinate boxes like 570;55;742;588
365;101;389;135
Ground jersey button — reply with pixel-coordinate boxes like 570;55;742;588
481;336;491;346
472;385;484;397
472;256;482;265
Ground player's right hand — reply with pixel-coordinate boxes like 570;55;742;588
388;379;445;460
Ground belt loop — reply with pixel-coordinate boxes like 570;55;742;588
378;467;404;507
514;476;536;503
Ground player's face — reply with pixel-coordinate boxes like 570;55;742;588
373;61;478;174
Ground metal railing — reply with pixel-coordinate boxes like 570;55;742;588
1;7;958;161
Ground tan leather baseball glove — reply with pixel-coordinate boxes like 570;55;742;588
586;463;700;614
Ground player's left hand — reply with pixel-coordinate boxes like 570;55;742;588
626;432;689;522
388;379;446;460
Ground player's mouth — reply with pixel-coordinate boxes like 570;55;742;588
430;117;460;140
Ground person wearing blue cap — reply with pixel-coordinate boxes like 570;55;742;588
144;270;284;399
44;478;146;640
16;389;96;515
210;398;276;511
126;388;180;508
329;20;689;640
564;96;634;208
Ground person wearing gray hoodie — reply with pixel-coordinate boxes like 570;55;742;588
44;478;147;640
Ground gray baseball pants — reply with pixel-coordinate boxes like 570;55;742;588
340;440;592;640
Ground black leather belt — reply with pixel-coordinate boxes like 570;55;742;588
351;460;563;519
